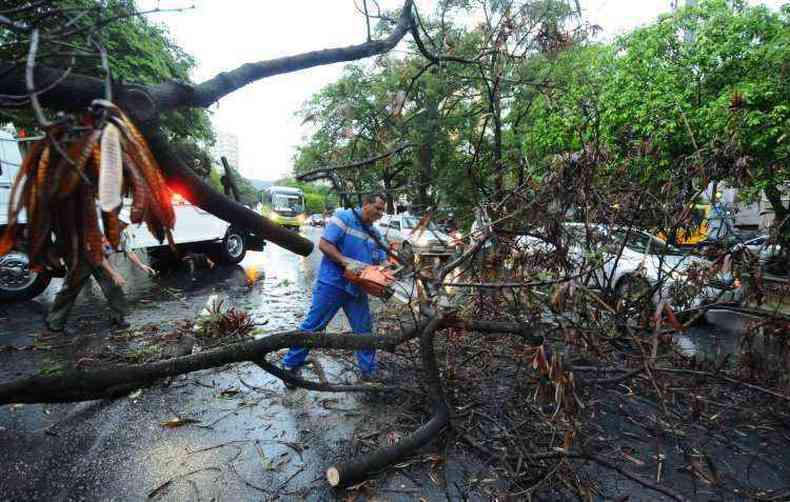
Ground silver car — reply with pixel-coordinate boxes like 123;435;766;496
375;214;452;258
736;234;785;275
515;223;743;310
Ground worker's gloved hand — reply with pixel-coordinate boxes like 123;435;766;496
343;259;366;277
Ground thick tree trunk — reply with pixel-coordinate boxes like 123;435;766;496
144;130;314;255
492;79;504;195
416;101;439;211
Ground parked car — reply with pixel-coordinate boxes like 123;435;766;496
307;214;325;226
515;223;743;310
736;234;786;275
0;131;264;302
374;213;452;260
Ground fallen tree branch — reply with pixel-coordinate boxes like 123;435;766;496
143;129;314;256
326;316;449;488
0;0;417;257
0;0;415;116
296;142;413;182
0;319;434;405
254;357;396;393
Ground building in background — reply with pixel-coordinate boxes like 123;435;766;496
211;131;240;170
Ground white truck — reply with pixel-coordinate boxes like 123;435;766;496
0;129;264;302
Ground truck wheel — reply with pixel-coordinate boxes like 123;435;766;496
220;229;247;264
0;251;52;302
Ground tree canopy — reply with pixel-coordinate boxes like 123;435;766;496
0;0;213;143
294;0;788;241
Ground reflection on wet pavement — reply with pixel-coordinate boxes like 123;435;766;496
0;227;468;501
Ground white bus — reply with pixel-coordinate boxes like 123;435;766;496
259;186;306;229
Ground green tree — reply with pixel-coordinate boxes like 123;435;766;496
0;0;213;144
520;1;789;244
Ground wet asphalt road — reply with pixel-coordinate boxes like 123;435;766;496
0;227;477;502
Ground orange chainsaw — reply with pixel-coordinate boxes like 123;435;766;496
342;258;398;299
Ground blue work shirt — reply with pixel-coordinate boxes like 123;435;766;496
317;208;387;297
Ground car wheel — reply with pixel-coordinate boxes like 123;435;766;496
219;229;247;264
0;251;52;302
615;275;653;317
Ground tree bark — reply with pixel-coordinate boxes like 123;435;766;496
0;321;433;405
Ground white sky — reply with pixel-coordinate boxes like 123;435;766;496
140;0;785;181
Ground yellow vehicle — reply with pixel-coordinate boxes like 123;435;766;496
656;203;711;246
259;186;306;229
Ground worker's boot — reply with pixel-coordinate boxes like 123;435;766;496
282;365;303;390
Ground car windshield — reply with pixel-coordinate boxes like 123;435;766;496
403;217;440;232
612;230;685;256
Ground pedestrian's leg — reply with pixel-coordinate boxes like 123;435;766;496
45;260;91;331
92;264;129;322
283;283;345;369
343;294;376;375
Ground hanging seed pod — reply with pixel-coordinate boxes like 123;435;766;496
98;122;124;212
112;113;174;227
0;141;45;255
59;129;101;198
27;146;53;264
123;151;150;224
79;181;104;267
4;102;179;268
102;207;124;250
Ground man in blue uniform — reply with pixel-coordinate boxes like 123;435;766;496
283;194;387;383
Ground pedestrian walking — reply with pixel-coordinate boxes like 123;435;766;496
44;225;154;334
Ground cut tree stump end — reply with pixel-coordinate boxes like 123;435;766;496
326;466;341;487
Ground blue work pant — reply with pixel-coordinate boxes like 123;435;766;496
283;282;376;375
